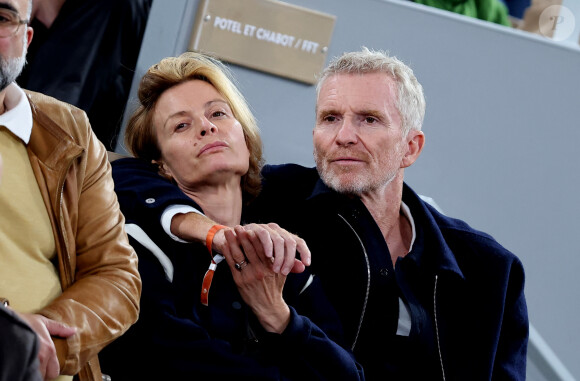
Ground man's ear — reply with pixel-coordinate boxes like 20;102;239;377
26;26;33;48
401;130;425;168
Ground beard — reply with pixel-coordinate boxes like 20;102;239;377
0;34;27;92
314;146;398;196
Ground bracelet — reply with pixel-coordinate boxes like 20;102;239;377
200;254;224;306
202;224;227;307
205;224;228;256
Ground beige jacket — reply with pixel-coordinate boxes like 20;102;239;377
24;91;141;380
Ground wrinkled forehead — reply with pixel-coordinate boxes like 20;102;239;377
316;73;399;112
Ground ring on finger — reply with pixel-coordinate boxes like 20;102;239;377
234;260;248;271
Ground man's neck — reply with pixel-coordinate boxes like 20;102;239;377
0;89;8;115
360;175;411;266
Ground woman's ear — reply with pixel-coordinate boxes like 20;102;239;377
152;159;173;181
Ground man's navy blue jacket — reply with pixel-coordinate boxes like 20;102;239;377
110;158;528;380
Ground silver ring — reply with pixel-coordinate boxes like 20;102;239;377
234;260;248;271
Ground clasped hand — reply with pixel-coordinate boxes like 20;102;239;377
212;223;311;275
219;224;309;333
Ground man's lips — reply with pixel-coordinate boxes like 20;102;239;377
330;156;364;163
198;141;228;156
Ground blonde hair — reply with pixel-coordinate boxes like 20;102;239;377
125;52;264;200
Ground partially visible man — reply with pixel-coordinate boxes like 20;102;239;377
1;152;41;381
112;47;528;380
0;0;141;380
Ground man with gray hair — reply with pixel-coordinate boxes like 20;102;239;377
112;47;528;379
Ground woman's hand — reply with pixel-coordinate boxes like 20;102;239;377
212;223;311;275
222;226;291;333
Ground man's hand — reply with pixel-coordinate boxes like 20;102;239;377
18;313;77;381
213;223;311;275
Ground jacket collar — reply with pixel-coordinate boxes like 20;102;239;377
25;92;84;170
307;177;465;280
307;177;336;200
402;183;464;280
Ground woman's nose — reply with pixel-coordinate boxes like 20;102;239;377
199;118;217;137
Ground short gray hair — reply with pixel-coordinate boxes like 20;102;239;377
316;47;425;136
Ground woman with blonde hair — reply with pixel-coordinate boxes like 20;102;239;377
99;52;363;381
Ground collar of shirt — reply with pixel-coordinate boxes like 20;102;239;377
0;83;33;144
400;201;417;253
309;177;418;252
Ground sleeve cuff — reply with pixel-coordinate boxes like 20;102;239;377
161;205;204;243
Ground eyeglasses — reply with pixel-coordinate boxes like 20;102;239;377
0;8;28;38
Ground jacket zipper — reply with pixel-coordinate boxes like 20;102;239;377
56;158;78;286
434;274;446;381
338;213;447;380
337;213;371;352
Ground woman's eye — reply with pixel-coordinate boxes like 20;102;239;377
175;123;188;131
212;111;226;118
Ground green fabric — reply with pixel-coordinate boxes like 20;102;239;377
414;0;511;26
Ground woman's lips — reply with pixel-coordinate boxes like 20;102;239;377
198;141;228;156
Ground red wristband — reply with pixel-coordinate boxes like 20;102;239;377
205;224;228;256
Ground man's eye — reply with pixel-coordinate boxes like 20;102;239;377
323;115;336;122
0;11;15;23
365;117;377;123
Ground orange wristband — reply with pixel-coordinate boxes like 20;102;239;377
205;224;228;256
201;258;220;306
201;224;227;306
